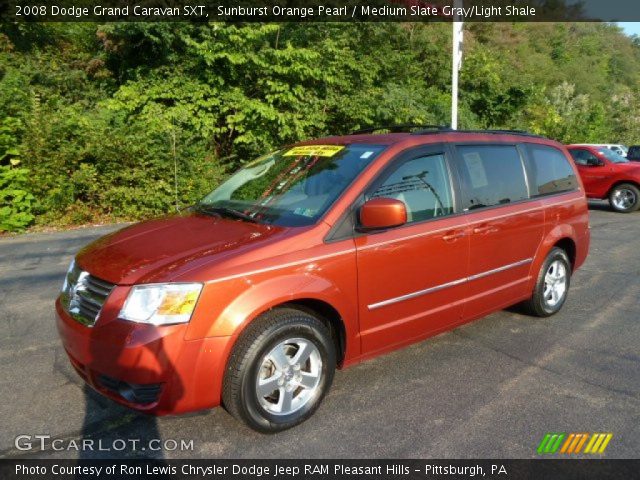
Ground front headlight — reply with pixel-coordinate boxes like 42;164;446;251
119;283;203;325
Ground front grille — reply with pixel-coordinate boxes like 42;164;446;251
61;262;114;327
98;375;162;405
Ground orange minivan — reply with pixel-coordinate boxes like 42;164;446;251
56;128;590;432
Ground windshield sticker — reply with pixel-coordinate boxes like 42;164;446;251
283;145;345;157
294;207;318;217
360;151;374;159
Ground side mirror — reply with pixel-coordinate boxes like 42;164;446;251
359;197;407;230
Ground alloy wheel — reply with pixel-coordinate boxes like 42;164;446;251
256;338;322;416
612;188;637;211
543;260;568;308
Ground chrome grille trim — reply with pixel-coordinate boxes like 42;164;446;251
61;263;114;327
86;276;114;296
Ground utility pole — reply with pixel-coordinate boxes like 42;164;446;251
451;0;464;130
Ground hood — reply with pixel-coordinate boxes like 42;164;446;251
76;213;285;285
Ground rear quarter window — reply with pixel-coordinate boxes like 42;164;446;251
524;145;579;197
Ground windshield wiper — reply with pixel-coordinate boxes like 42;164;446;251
196;204;258;223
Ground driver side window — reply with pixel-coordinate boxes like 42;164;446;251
570;149;598;166
370;154;454;224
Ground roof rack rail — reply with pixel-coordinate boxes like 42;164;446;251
474;129;543;137
412;128;543;138
349;125;544;138
350;124;451;135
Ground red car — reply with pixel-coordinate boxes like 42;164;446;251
567;144;640;213
56;129;590;432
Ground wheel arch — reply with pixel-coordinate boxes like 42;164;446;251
528;226;579;292
211;274;355;369
276;299;347;366
606;179;640;198
553;237;577;270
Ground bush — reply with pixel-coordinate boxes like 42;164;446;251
2;22;640;231
0;165;35;232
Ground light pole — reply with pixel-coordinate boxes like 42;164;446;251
451;0;464;130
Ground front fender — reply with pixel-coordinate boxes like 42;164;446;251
214;274;348;336
186;271;359;360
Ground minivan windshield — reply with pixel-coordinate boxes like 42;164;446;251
198;144;385;226
598;149;629;164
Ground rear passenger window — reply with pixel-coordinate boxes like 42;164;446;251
455;145;528;210
525;145;579;197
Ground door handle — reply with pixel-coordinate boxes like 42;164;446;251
473;225;498;234
442;230;466;242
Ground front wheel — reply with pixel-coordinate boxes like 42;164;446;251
522;248;572;317
609;183;640;213
222;308;336;433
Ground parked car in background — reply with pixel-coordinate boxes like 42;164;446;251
56;128;590;432
571;143;628;157
606;144;628;157
573;143;627;157
567;144;640;213
626;145;640;162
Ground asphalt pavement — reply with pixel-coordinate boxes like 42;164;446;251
0;202;638;459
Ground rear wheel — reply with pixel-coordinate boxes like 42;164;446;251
522;248;571;317
222;308;336;433
609;183;640;213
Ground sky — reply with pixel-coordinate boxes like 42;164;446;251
618;23;640;37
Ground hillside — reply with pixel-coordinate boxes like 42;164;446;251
1;22;639;230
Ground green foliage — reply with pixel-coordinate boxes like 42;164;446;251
0;165;35;232
1;21;640;232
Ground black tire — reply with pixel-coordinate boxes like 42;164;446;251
222;308;336;433
522;248;572;317
609;183;640;213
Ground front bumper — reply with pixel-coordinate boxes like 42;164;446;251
55;297;230;415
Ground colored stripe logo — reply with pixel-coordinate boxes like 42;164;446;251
537;433;612;454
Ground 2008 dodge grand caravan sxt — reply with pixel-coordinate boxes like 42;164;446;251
56;128;590;432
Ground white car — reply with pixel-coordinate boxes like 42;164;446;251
573;144;628;157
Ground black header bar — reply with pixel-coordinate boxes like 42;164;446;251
2;0;640;22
